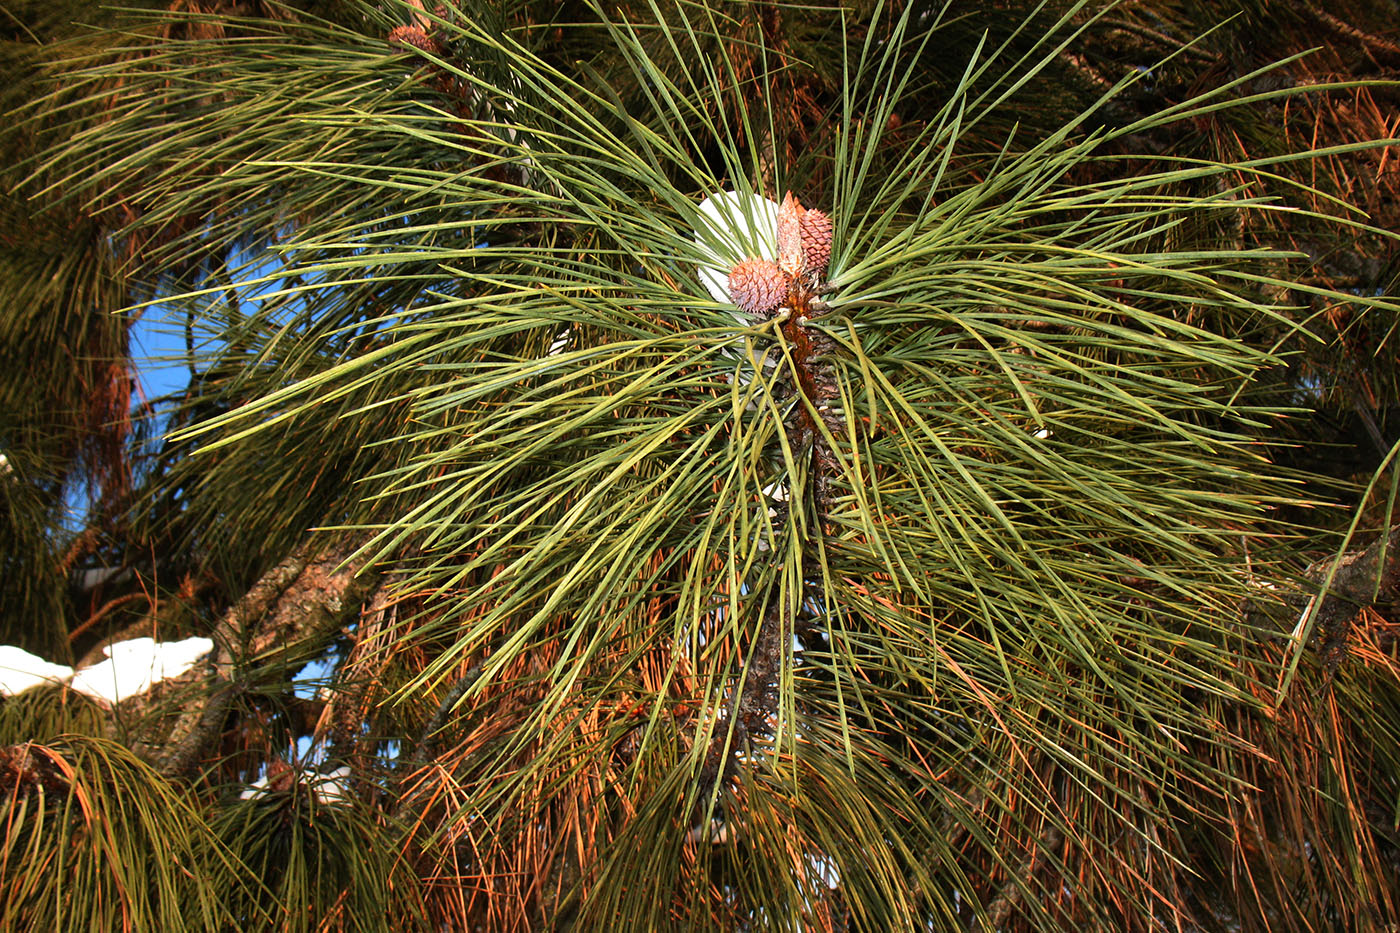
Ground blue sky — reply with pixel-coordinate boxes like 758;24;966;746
129;308;192;403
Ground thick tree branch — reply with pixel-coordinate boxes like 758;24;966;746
1304;524;1400;667
151;536;379;775
1308;524;1400;606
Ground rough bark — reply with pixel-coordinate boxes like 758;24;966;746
1305;524;1400;669
146;535;380;775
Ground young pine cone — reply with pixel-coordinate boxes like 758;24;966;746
727;259;789;315
388;25;440;55
799;209;832;274
777;192;806;279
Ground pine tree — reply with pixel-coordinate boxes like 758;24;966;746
2;1;1399;930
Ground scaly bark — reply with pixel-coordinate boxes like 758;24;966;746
150;536;379;775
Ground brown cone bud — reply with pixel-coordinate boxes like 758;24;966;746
727;259;789;315
388;25;440;55
267;759;295;792
799;208;832;273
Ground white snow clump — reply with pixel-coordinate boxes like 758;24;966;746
0;646;75;695
67;636;213;704
239;765;353;806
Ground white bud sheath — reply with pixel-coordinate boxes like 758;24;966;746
693;190;780;307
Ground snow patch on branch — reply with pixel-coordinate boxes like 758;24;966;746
0;646;74;695
70;637;212;703
238;765;353;806
2;637;212;701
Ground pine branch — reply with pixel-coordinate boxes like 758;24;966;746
697;201;841;817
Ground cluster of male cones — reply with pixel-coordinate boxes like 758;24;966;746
386;2;448;54
387;23;440;54
727;193;832;315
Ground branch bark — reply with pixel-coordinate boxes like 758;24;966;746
148;535;380;775
1304;524;1400;667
